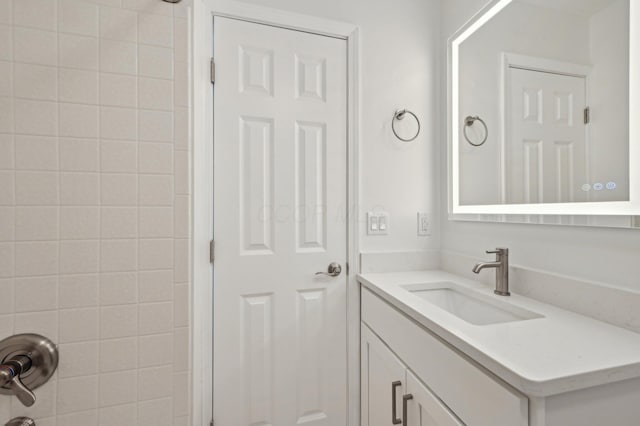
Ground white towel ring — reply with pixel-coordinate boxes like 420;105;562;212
464;115;488;147
392;109;421;142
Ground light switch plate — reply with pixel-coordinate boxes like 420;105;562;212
367;212;389;235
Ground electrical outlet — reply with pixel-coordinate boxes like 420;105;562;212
367;212;389;235
417;212;431;236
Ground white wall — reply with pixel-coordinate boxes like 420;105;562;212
0;0;191;424
441;0;640;292
233;0;442;253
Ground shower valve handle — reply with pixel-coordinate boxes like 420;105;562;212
0;334;59;407
0;356;36;406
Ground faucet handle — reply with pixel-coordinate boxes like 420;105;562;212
6;373;36;407
486;248;508;255
1;355;36;407
0;334;58;407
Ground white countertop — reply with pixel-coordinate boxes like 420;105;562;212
358;270;640;397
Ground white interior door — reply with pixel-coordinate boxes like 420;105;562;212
507;68;588;204
212;16;348;426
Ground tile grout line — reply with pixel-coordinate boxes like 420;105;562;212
53;0;60;420
95;0;103;419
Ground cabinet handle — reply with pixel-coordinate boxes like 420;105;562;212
402;394;413;426
391;381;402;424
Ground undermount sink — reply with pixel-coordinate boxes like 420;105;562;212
402;282;543;326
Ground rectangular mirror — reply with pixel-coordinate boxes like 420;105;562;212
449;0;640;223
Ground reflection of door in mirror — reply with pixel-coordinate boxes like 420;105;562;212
456;0;630;210
507;68;587;204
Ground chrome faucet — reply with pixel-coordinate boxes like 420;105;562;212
472;248;510;296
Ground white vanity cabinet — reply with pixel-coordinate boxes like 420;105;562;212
360;271;640;426
361;287;529;426
362;325;463;426
405;368;464;426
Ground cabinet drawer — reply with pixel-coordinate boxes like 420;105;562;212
362;288;528;426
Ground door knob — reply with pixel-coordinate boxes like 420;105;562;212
315;262;342;277
0;334;58;407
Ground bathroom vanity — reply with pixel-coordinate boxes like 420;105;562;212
361;0;640;423
359;271;640;426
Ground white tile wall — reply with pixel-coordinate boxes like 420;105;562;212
0;0;192;424
14;28;58;66
99;73;137;107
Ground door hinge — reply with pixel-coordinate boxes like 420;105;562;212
584;106;590;124
210;419;214;426
209;240;215;263
210;58;216;84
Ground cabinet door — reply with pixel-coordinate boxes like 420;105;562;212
405;369;464;426
362;324;407;426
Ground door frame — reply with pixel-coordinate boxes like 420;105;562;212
192;1;361;425
499;52;592;204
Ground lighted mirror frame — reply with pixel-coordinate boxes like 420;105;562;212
448;0;640;216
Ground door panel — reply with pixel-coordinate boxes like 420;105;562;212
361;325;407;426
213;16;348;426
507;68;587;204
